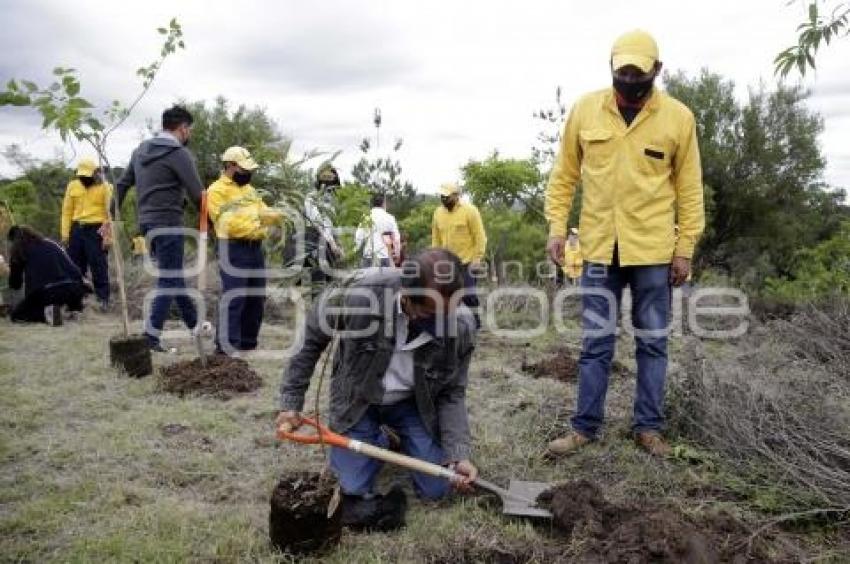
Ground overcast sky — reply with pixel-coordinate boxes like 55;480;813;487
1;0;849;194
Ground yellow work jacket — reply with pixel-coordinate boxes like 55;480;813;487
563;243;583;279
61;179;113;241
207;175;279;240
431;201;487;264
545;87;705;265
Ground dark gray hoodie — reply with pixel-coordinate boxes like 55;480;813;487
116;133;204;227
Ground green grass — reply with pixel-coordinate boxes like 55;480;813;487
0;311;844;562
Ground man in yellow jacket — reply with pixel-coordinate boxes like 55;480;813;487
545;30;705;457
432;182;487;326
207;146;283;355
61;157;112;311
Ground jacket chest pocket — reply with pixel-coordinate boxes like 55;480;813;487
638;142;673;178
580;129;616;171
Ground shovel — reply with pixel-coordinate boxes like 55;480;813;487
195;191;209;367
277;417;552;520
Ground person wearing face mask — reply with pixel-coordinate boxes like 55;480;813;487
207;146;283;355
431;182;487;327
60;157;113;311
115;105;206;352
277;248;478;531
284;165;344;297
544;30;705;457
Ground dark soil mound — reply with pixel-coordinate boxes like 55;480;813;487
522;349;630;382
269;471;342;555
539;480;791;563
157;355;261;399
522;349;579;381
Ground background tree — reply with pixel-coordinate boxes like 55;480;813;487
665;69;847;286
351;108;417;219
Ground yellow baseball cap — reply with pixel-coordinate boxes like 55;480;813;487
611;30;659;73
221;146;259;171
438;182;460;196
76;158;98;177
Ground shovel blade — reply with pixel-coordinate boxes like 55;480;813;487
503;480;552;519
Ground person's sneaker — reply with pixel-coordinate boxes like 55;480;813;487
546;431;591;457
44;304;63;327
635;431;672;457
98;299;110;313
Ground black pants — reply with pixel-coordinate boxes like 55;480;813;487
11;281;86;323
217;240;266;352
68;223;109;302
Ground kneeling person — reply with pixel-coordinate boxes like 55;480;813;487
277;249;478;530
207;146;282;355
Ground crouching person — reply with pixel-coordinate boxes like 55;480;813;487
276;248;478;531
7;225;90;325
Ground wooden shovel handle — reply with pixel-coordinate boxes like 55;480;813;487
276;417;459;481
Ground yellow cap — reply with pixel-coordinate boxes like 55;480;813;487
76;158;98;177
221;146;259;171
438;182;460;196
611;30;658;73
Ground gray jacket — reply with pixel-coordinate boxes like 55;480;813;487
116;133;205;227
279;270;476;463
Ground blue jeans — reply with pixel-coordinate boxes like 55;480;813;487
68;223;109;302
217;240;266;352
329;399;450;500
141;224;198;345
572;259;671;437
461;263;481;328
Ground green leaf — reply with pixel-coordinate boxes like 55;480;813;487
157;27;167;34
66;80;80;97
52;67;64;75
808;1;818;24
21;80;38;92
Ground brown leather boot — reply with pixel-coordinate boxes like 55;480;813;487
546;431;591;457
635;431;672;457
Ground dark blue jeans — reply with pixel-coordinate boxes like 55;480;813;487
461;263;481;328
217;240;266;352
68;223;109;302
572;260;671;437
329;399;450;500
141;224;198;345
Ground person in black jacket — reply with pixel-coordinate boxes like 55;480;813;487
6;225;90;326
114;105;206;351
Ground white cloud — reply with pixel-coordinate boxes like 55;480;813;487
1;0;849;190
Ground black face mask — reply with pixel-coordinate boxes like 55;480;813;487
613;76;655;104
79;176;95;187
441;196;456;210
233;171;252;186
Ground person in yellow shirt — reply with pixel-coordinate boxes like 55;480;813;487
563;228;583;285
544;30;705;458
431;182;487;326
207;146;283;355
61;157;112;311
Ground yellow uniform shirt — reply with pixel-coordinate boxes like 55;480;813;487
431;201;487;264
563;243;583;279
207;174;281;240
545;88;705;266
60;179;113;241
